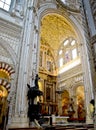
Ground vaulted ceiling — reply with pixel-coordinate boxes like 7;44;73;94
40;14;77;51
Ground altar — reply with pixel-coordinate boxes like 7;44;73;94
43;115;69;125
55;116;69;124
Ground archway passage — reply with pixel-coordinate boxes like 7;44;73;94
39;13;82;117
0;62;15;77
0;62;15;127
40;14;77;51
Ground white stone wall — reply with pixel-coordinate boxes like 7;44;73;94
0;0;95;128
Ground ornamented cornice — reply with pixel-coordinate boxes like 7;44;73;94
0;62;15;75
0;19;22;39
58;73;83;90
90;34;96;45
0;78;11;93
56;0;80;13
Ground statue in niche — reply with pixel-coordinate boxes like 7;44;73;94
89;99;95;119
34;74;40;89
27;74;43;124
68;98;75;118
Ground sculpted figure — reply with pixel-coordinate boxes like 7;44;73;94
27;74;43;122
34;74;40;89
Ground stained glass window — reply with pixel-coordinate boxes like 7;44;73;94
64;40;69;46
58;37;78;67
71;40;76;46
65;50;70;62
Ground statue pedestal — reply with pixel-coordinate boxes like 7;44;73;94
27;86;43;123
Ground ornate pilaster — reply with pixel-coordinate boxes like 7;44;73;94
58;94;62;115
90;35;96;128
8;0;39;128
79;0;95;124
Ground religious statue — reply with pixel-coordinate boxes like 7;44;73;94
34;74;40;89
27;74;43;123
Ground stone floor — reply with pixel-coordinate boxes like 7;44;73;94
8;123;94;130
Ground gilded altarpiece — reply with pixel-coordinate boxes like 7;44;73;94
45;82;53;102
42;80;57;114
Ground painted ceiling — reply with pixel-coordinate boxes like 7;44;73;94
40;14;77;51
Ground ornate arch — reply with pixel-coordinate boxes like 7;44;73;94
37;4;85;73
72;82;84;92
0;62;15;94
0;62;15;76
0;38;16;95
38;5;84;42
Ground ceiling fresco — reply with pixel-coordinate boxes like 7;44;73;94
40;14;77;51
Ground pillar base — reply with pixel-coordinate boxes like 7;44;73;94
86;115;93;124
29;120;41;129
8;114;29;128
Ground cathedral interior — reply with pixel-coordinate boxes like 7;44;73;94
0;0;96;130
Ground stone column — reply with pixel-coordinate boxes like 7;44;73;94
58;94;62;115
81;0;96;125
7;74;16;125
8;0;38;128
80;42;94;124
80;0;95;124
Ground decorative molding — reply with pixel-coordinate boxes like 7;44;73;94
0;78;11;93
0;19;22;38
56;0;80;13
0;62;15;75
90;35;96;45
0;19;21;58
0;37;18;66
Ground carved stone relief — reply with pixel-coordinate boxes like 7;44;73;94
0;20;22;56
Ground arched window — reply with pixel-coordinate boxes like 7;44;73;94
64;39;69;46
72;48;77;59
59;58;63;67
59;50;63;55
58;37;78;67
65;50;70;63
0;0;11;11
